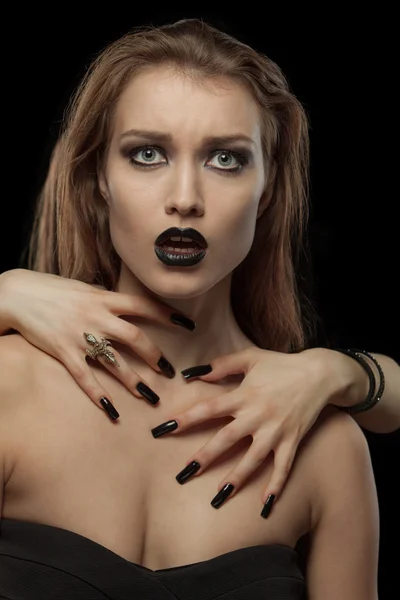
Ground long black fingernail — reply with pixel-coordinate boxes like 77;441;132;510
158;356;176;378
181;364;212;380
151;420;178;438
136;382;160;405
211;483;234;508
260;494;276;519
100;397;119;421
176;460;201;484
171;313;196;331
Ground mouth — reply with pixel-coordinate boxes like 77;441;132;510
155;227;208;250
154;227;208;267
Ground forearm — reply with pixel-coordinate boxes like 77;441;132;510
320;349;400;434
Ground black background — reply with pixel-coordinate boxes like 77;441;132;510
1;7;399;598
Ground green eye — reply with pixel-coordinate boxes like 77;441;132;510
207;150;248;172
127;146;249;173
129;146;166;166
212;153;236;167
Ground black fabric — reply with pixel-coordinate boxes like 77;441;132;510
0;518;305;599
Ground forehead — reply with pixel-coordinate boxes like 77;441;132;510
112;66;262;142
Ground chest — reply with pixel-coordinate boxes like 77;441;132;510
3;366;311;570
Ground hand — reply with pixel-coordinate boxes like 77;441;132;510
0;269;195;415
151;347;337;515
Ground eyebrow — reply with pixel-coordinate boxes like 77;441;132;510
120;129;256;147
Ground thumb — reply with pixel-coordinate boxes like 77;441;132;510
193;348;253;382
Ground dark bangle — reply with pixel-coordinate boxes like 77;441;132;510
351;349;385;411
333;349;384;414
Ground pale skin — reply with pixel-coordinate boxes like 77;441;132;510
0;65;391;597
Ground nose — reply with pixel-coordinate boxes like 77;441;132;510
164;160;204;216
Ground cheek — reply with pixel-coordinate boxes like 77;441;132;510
105;160;151;216
107;176;151;234
209;201;258;274
107;195;148;260
223;194;260;249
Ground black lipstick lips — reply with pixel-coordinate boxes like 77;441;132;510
154;227;208;267
155;227;208;249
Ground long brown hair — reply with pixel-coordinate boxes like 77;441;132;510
27;19;319;352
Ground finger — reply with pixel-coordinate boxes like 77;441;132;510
174;420;244;483
102;291;196;331
211;437;273;500
152;391;236;438
108;322;173;376
63;354;121;422
182;347;255;383
260;441;298;509
94;347;160;406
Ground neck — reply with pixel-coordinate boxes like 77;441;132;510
115;264;253;375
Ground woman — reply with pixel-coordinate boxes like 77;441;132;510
0;19;382;599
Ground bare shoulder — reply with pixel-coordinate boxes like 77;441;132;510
301;405;374;522
0;333;59;402
0;333;80;481
0;334;51;484
0;333;39;403
300;405;379;599
0;332;70;434
0;333;61;430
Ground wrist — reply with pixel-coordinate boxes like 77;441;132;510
304;347;370;409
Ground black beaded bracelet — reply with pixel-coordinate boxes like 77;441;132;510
334;349;384;414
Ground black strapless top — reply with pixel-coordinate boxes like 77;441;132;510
0;518;306;599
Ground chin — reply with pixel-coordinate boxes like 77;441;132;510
146;282;210;300
143;270;221;299
121;254;230;297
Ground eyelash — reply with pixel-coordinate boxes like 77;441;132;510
127;145;249;173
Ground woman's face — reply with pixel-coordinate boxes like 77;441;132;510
99;66;267;298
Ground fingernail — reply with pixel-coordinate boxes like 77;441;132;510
176;460;201;484
151;419;178;438
136;382;160;405
260;494;276;519
211;483;234;509
171;313;196;331
158;356;176;378
100;397;119;421
181;364;212;380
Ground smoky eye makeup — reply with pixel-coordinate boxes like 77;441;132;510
126;145;167;167
120;143;254;173
204;148;251;173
